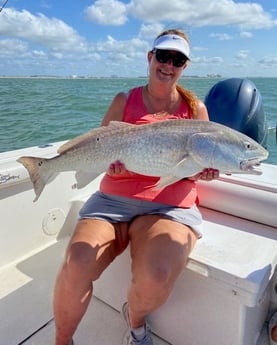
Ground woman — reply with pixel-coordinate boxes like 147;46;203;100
53;29;219;345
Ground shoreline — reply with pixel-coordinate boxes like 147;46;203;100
1;75;275;80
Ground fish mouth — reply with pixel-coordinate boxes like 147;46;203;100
240;158;264;175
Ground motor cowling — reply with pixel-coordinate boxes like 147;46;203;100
205;78;268;148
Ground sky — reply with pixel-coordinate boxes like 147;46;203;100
0;0;277;77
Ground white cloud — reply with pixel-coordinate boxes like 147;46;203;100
50;52;63;60
0;2;276;77
0;8;87;52
32;50;47;57
192;56;224;64
259;56;277;66
235;50;250;59
0;38;29;57
94;34;148;54
240;31;253;38
138;23;165;40
39;1;52;9
85;0;128;25
128;0;277;29
193;46;208;52
209;33;233;40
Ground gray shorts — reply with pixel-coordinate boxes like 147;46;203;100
79;191;203;238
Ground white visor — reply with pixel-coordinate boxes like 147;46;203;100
152;34;190;60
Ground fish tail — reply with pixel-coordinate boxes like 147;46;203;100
17;156;53;202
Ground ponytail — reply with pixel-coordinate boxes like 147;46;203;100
176;84;198;117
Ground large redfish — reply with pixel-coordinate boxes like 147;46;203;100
17;120;268;202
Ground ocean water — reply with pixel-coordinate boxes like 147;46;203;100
0;77;276;165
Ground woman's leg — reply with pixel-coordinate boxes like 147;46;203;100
127;215;197;328
53;219;129;345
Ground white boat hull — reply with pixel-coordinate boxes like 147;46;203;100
0;143;276;345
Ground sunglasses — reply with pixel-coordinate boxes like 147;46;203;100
152;49;188;68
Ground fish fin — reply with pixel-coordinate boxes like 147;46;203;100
108;121;134;128
17;156;53;202
155;175;183;189
154;157;190;188
75;170;102;189
57;126;108;154
157;156;204;187
156;156;202;189
177;158;204;176
171;155;203;177
58;122;135;155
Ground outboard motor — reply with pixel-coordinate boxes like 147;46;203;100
205;78;268;148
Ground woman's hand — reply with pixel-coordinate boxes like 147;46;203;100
188;168;220;181
107;160;127;176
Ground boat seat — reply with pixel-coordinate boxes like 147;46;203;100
91;205;276;345
89;175;277;345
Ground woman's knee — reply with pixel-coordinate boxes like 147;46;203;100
62;219;127;283
131;233;189;293
130;216;196;288
130;263;175;307
62;241;103;283
133;254;181;295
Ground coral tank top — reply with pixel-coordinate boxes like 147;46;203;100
100;86;198;208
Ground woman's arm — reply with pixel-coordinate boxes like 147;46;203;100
101;92;128;175
192;99;209;120
101;92;127;126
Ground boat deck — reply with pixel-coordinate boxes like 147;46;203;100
20;297;270;345
0;235;170;345
20;297;171;345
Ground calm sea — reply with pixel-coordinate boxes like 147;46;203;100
0;77;276;165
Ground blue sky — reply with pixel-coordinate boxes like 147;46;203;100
0;0;276;77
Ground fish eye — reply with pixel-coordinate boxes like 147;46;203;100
244;141;252;149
